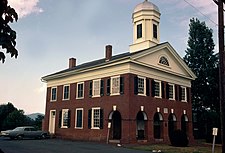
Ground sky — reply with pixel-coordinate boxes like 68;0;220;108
0;0;219;114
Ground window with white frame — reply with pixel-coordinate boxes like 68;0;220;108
138;76;146;95
51;87;57;101
154;80;161;98
92;108;100;129
181;86;187;102
77;82;84;99
61;109;69;128
111;76;120;95
93;79;100;97
63;85;70;100
75;108;83;129
168;84;175;100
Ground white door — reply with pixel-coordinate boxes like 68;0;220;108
49;110;56;134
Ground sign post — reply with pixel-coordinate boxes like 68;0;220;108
212;128;218;153
107;122;111;144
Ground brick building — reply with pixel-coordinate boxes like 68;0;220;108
42;0;196;144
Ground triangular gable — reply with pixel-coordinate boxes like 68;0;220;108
130;42;196;80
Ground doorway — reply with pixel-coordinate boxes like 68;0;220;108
110;111;122;139
136;111;147;140
49;110;56;134
168;113;177;138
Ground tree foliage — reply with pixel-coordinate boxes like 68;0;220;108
0;0;18;63
184;18;219;112
0;103;44;131
0;102;16;130
184;18;220;139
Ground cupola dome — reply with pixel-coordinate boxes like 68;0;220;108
134;0;160;14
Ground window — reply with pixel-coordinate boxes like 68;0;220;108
154;80;161;98
93;80;100;97
153;24;157;39
137;24;142;39
88;108;103;129
181;86;187;102
111;76;120;95
107;76;124;96
89;80;104;97
63;85;70;100
60;109;70;128
138;77;145;94
51;87;57;101
92;108;100;129
77;82;84;99
168;84;175;100
75;108;83;129
159;56;169;66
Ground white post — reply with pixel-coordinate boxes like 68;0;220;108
212;128;218;153
107;122;111;144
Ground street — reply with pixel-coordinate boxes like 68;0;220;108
0;137;150;153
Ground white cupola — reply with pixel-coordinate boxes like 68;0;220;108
129;0;161;53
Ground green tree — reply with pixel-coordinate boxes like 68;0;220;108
0;102;16;130
2;110;26;129
34;115;44;130
184;18;219;139
0;0;18;63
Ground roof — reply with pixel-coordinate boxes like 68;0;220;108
42;43;165;81
133;0;160;14
42;42;196;82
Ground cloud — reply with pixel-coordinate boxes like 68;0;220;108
8;0;43;18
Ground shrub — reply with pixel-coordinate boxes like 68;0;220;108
169;129;189;147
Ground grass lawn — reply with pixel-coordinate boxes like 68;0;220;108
128;141;222;153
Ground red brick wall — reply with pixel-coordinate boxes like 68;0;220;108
44;73;193;144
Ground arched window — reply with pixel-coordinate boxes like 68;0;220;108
159;56;169;66
153;113;163;139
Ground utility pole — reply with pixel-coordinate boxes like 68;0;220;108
217;0;225;152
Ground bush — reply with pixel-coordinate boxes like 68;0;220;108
169;130;189;147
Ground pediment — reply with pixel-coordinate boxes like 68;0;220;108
131;42;196;80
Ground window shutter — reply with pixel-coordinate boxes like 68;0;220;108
151;80;155;97
67;110;71;128
175;85;178;101
100;80;104;96
120;77;124;94
100;109;104;129
89;81;93;97
166;83;169;99
58;110;62;128
187;87;190;103
161;82;165;98
134;76;138;95
179;86;182;101
88;109;92;129
146;78;150;96
107;79;111;96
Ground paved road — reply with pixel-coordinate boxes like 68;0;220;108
0;138;151;153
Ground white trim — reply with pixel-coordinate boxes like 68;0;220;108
61;109;69;128
91;107;101;130
92;79;101;98
49;110;56;134
50;87;57;102
137;76;146;96
181;86;187;102
76;82;84;99
62;85;70;101
110;76;120;96
168;83;175;100
154;80;161;98
75;108;83;129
